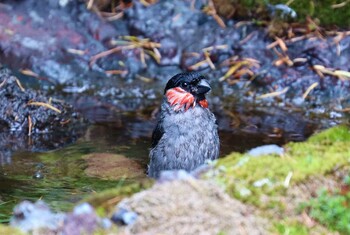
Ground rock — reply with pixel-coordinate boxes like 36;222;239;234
10;201;112;235
61;203;100;235
111;207;138;225
157;169;194;183
247;144;284;156
114;179;267;234
0;0;118;83
10;200;65;233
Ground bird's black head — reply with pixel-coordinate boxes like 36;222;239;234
164;72;211;100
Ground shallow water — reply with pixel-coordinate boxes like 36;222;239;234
0;121;150;222
0;66;328;223
0;106;319;223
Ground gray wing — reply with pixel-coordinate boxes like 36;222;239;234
151;122;164;148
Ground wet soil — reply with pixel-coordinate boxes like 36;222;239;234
0;67;86;164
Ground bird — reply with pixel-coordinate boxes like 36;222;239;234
148;72;220;178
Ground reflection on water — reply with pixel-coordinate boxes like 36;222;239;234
0;121;150;222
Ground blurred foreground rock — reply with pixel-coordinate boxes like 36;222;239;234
114;177;267;234
10;201;108;235
9;176;267;235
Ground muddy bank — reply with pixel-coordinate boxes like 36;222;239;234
0;66;86;162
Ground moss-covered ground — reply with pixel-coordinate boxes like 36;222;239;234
212;125;350;234
0;225;24;235
217;0;350;27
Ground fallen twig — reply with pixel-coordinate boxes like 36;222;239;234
105;70;128;76
15;78;25;92
188;45;229;70
219;58;260;82
27;101;62;114
90;36;161;66
302;82;318;99
273;48;293;66
257;87;289;99
20;69;40;79
28;115;32;136
66;48;86;55
239;32;256;45
0;78;7;88
136;74;154;83
202;0;226;28
267;36;288;52
313;65;350;80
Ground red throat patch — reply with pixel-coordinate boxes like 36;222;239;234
198;99;208;108
166;87;208;111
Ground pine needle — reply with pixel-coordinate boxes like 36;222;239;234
28;115;32;136
15;78;25;92
27;101;62;113
257;87;289;99
302;82;318;99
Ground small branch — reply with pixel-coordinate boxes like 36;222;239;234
27;101;62;113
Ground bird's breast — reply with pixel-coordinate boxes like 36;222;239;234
162;105;216;136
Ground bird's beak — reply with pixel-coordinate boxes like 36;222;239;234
196;79;211;95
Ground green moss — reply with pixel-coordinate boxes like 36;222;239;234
0;225;24;235
83;180;153;216
274;221;309;235
302;185;350;234
284;0;350;26
308;125;350;142
214;125;350;207
223;0;350;27
274;219;337;235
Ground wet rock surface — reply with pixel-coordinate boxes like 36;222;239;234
0;0;349;116
10;201;107;235
0;0;115;84
0;0;346;145
0;66;86;161
10;200;65;233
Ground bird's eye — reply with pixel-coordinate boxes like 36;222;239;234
182;82;188;88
